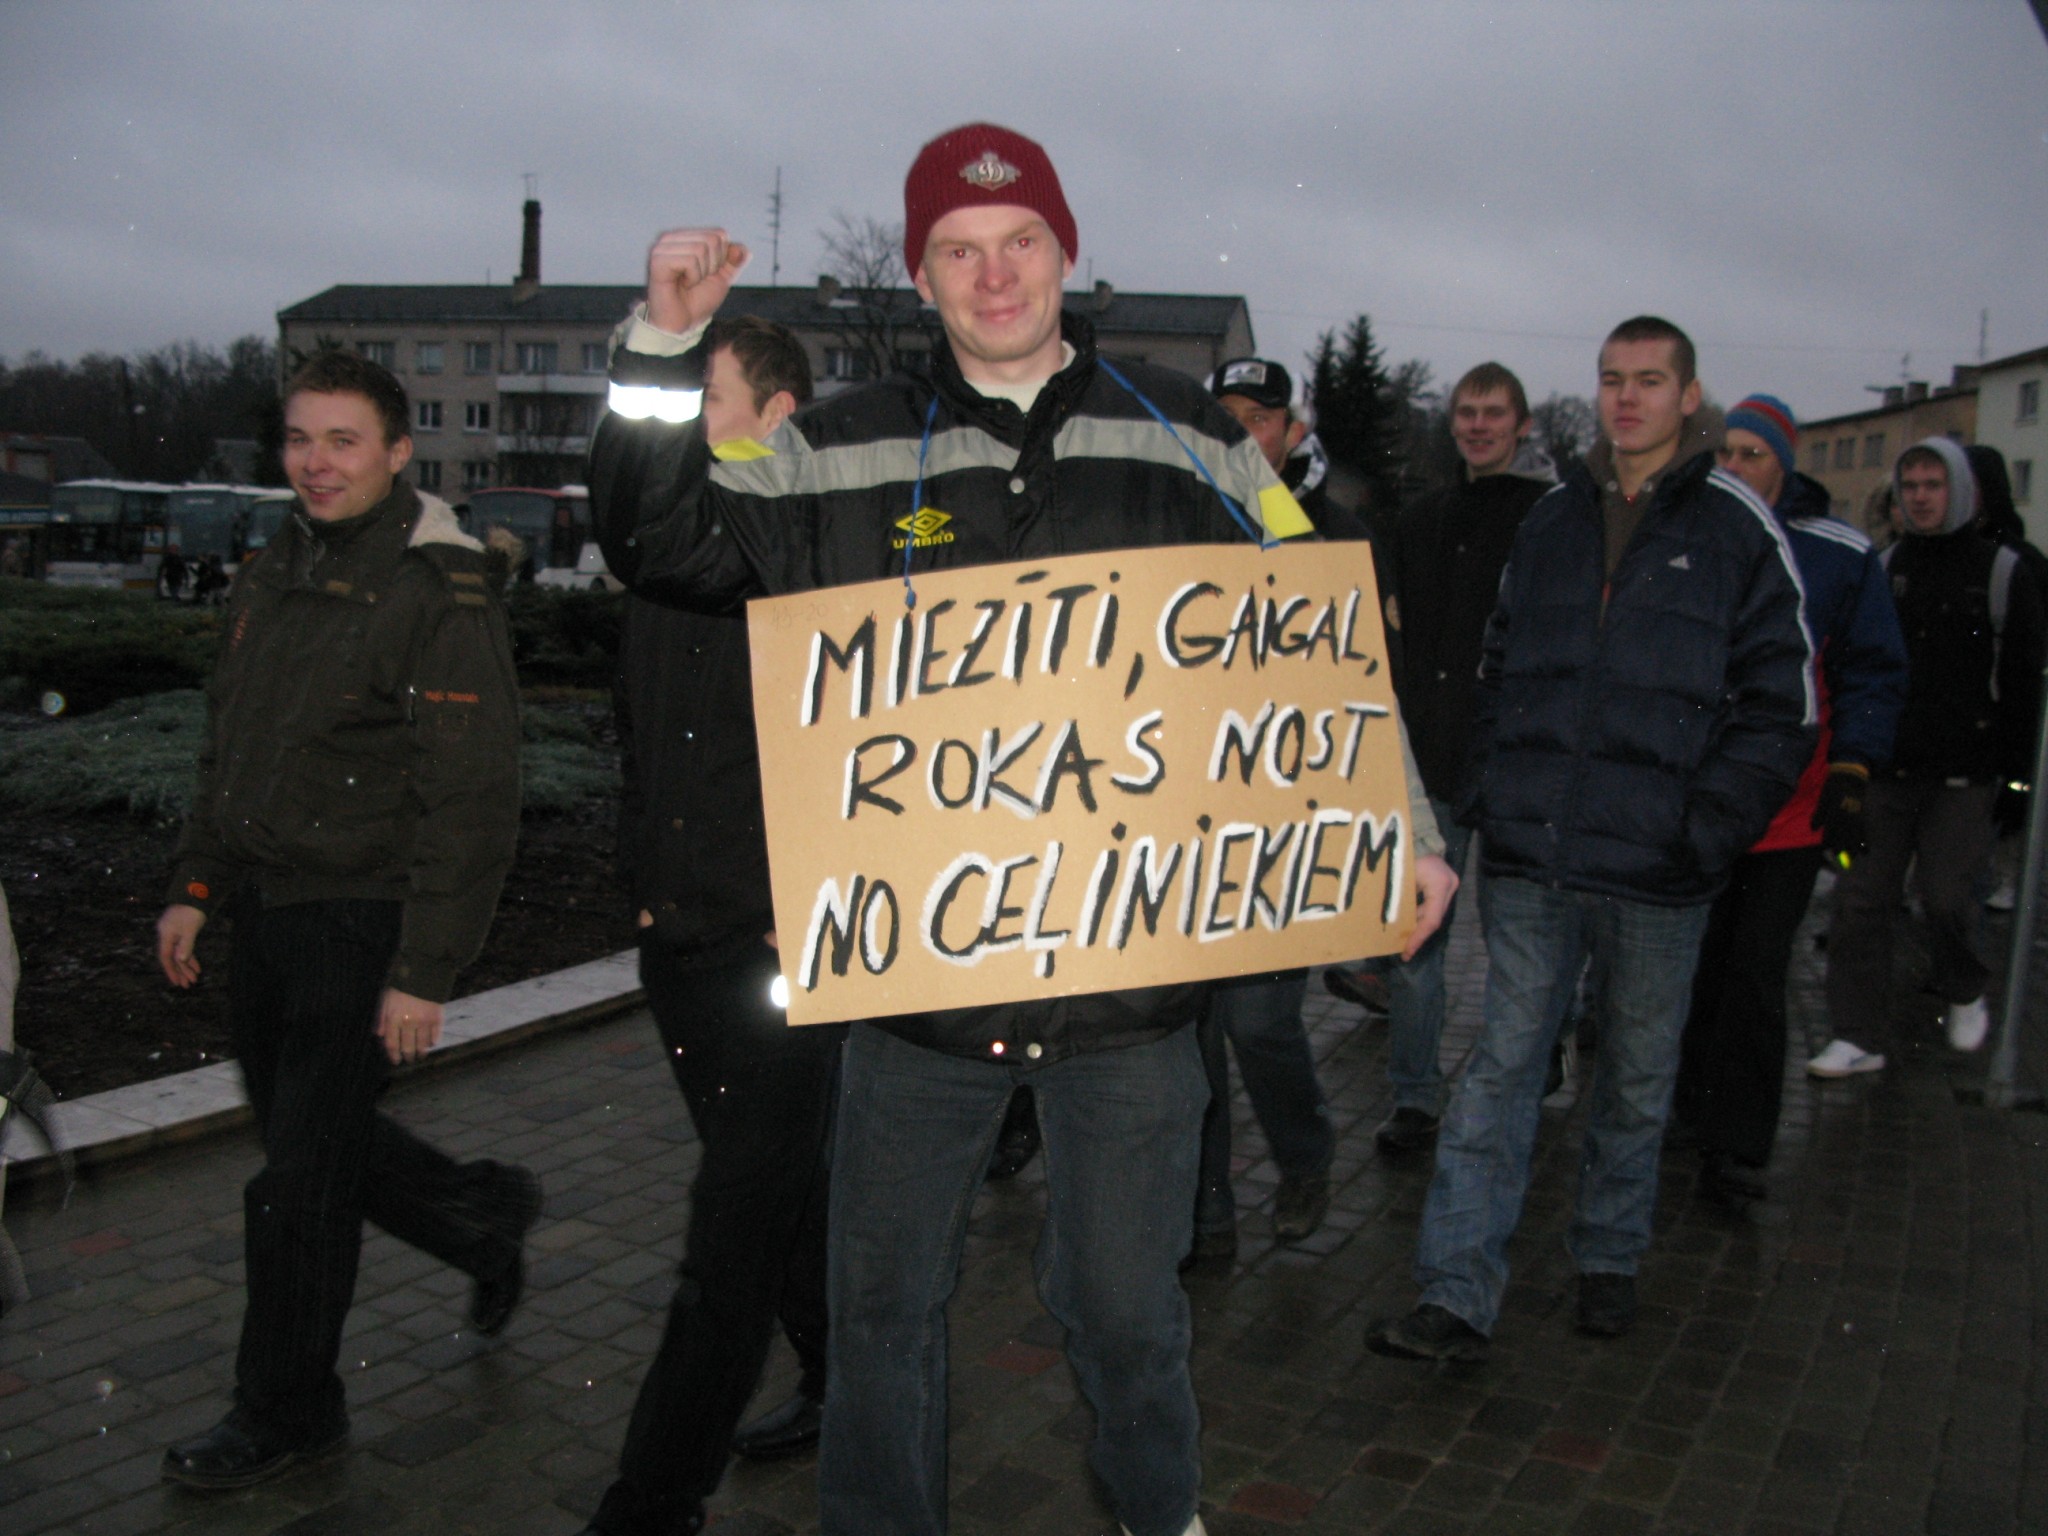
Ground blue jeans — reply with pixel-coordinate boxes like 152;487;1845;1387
1414;877;1710;1335
820;1022;1204;1536
1386;797;1474;1115
1195;969;1331;1232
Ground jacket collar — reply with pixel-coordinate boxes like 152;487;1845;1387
1565;442;1718;517
277;481;422;592
927;311;1100;445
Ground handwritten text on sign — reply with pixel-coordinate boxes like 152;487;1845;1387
747;542;1410;1025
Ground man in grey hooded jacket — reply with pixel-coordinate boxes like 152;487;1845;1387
1815;436;2046;1077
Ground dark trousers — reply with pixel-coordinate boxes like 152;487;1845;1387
1195;969;1331;1232
230;898;519;1434
1827;780;1999;1053
595;938;840;1536
1674;846;1823;1168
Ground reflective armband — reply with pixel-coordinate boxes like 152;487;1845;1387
607;381;703;424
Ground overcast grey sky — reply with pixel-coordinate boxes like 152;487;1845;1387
2;1;2044;422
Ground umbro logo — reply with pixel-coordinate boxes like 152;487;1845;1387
893;506;956;551
1667;554;1692;570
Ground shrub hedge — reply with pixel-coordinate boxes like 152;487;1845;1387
0;579;222;715
0;690;617;823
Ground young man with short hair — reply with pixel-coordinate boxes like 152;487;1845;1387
1366;361;1555;1156
1818;438;2044;1075
157;351;530;1488
590;123;1455;1536
1370;318;1815;1359
585;315;841;1536
1673;395;1905;1198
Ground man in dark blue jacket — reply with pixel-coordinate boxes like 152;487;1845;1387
1672;395;1906;1202
1370;318;1816;1358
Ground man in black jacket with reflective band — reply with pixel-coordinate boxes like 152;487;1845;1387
1370;317;1815;1361
590;123;1454;1536
588;318;840;1536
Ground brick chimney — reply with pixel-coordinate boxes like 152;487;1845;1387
514;199;541;301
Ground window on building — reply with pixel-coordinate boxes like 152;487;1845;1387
465;401;492;432
416;342;444;375
1834;437;1854;470
2020;380;2041;423
582;342;608;373
516;342;558;375
1809;444;1830;475
1862;433;1885;468
461;460;494;490
505;397;595;439
356;341;395;368
416;400;442;431
2016;460;2034;506
414;459;442;490
465;342;493;374
823;348;874;381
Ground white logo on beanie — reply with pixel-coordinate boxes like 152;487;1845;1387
960;151;1021;190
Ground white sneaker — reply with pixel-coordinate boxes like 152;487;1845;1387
1947;996;1991;1052
1985;876;2017;912
1807;1039;1886;1078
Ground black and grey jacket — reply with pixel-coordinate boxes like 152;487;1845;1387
591;311;1428;1063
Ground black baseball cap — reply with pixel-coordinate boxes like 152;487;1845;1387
1210;356;1292;411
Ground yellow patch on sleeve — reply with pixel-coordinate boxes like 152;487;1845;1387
1257;482;1314;540
711;437;775;462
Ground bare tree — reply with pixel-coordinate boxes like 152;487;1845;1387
815;213;930;382
0;335;281;483
1530;392;1598;478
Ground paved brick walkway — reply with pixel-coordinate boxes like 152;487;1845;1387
4;881;2046;1534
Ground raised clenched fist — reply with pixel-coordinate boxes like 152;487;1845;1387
645;227;750;335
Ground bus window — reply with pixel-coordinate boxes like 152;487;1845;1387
463;487;595;583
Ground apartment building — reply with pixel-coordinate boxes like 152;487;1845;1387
277;202;1258;495
1971;343;2048;545
1796;368;1977;537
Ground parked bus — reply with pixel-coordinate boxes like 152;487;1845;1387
461;485;614;589
242;491;293;555
164;486;295;562
160;486;294;598
45;480;176;588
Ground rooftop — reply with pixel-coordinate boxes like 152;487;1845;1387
277;283;1251;339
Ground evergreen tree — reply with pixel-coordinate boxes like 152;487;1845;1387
1305;314;1423;519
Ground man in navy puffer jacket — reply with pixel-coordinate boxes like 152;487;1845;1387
1370;317;1815;1358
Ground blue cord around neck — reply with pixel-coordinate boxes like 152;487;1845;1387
901;357;1274;609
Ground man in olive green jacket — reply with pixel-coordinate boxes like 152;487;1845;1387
156;350;533;1490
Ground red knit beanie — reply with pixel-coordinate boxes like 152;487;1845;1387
902;123;1077;278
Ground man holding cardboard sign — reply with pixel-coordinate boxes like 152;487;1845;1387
591;123;1454;1536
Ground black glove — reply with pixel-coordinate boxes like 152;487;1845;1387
1811;764;1869;865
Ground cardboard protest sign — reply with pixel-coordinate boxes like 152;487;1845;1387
748;541;1412;1025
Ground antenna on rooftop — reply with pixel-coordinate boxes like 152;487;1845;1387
1980;308;1989;364
768;167;784;288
